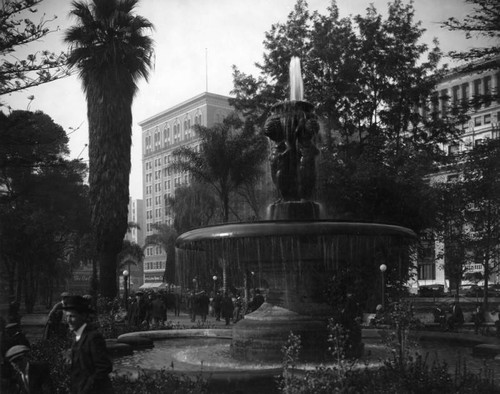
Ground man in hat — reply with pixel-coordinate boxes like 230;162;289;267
4;345;53;393
1;323;31;390
63;295;114;394
44;292;70;340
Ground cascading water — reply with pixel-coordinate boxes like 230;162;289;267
175;58;416;362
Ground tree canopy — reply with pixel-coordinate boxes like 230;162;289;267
230;0;462;233
0;0;69;98
0;110;89;310
171;114;268;223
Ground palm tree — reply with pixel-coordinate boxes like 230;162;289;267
144;223;177;284
65;0;154;297
171;115;268;222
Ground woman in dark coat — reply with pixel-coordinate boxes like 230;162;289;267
221;293;234;326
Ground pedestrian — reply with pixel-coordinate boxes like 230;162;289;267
150;293;167;328
198;291;210;322
188;291;197;322
4;344;53;393
447;301;464;331
221;293;234;326
233;293;243;323
248;289;265;313
1;322;31;389
63;295;114;394
473;303;485;335
213;291;222;321
43;292;70;340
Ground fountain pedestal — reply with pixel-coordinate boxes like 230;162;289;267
231;303;330;362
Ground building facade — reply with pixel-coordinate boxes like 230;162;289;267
416;63;500;290
138;92;234;287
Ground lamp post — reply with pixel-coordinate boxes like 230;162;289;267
123;270;129;310
212;275;217;294
379;264;387;309
192;277;198;292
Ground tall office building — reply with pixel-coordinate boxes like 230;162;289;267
138;92;234;288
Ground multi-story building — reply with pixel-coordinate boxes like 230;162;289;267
138;92;234;288
415;61;500;291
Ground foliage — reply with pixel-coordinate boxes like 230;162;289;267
442;0;500;71
112;369;209;394
144;222;177;283
278;301;497;393
166;182;218;233
117;240;144;271
230;0;461;232
171;114;268;222
461;138;500;307
30;337;72;394
0;0;70;98
0;110;89;310
64;0;154;298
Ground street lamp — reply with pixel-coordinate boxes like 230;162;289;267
192;277;198;292
379;264;387;309
212;275;218;294
123;270;129;310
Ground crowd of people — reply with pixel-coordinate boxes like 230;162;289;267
0;287;267;393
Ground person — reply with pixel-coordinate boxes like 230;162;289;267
433;304;447;330
8;299;21;324
213;291;222;321
1;322;31;390
4;344;53;393
233;293;243;323
248;289;265;313
128;291;148;328
63;295;114;394
197;291;210;322
473;303;485;335
187;291;197;322
150;293;166;328
43;292;70;340
447;301;464;331
221;293;234;326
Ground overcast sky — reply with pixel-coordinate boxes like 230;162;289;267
2;0;488;199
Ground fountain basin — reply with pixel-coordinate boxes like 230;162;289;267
176;220;416;362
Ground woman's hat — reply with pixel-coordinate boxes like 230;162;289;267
62;295;93;313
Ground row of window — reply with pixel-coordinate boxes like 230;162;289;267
144;113;202;154
144;261;165;271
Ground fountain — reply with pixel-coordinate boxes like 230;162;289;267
175;57;416;362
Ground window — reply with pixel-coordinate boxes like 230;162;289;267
440;89;448;116
448;144;459;155
484;114;491;124
461;83;469;105
474;116;482;127
484;76;491;106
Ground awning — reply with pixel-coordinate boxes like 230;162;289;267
139;282;166;290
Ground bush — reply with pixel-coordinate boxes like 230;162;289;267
112;369;208;394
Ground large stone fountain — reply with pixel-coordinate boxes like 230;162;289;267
175;57;416;362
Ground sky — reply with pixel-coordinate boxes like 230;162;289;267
2;0;488;200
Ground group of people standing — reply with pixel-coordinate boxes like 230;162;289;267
1;294;114;394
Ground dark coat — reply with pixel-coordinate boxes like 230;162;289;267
9;361;53;394
70;325;114;394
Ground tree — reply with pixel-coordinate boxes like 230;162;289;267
231;0;459;232
442;0;500;72
166;182;218;234
0;110;89;311
144;223;177;284
64;0;154;298
461;138;500;308
0;0;70;98
171;114;268;223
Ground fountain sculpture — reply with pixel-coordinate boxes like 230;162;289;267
175;57;416;362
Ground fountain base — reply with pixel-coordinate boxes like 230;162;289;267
231;303;353;362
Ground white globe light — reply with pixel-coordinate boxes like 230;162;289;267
123;270;129;277
213;275;217;281
379;264;387;273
